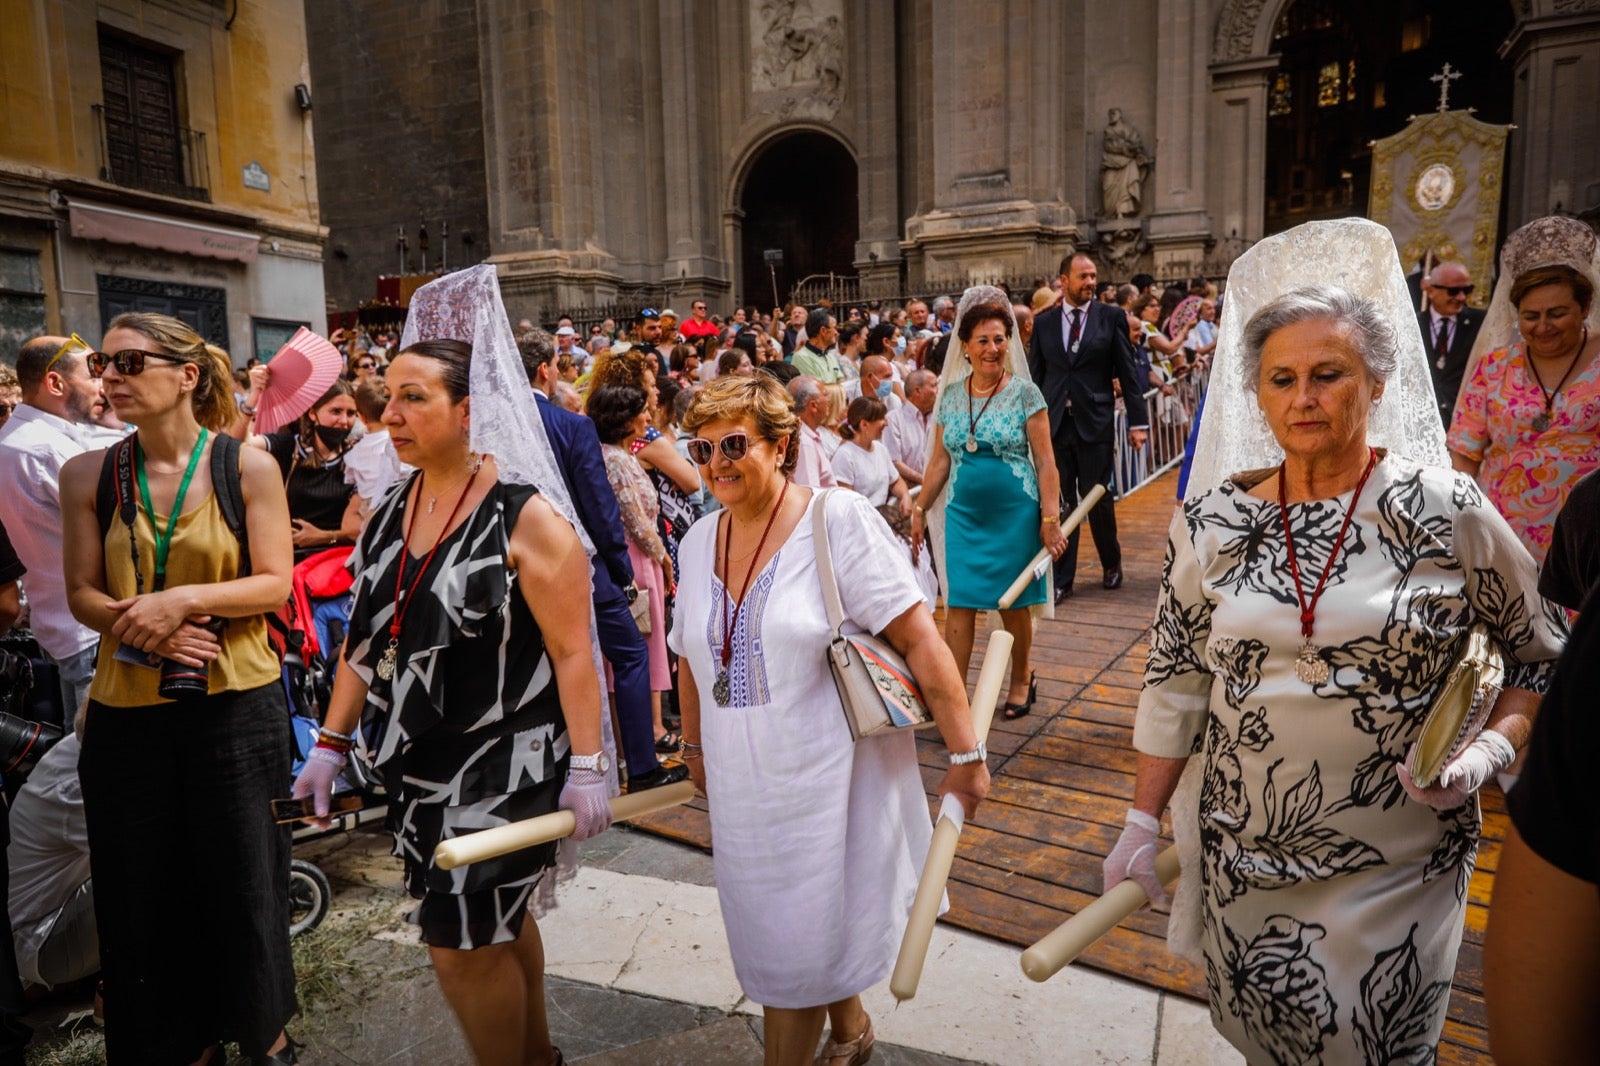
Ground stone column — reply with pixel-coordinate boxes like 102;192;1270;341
657;0;729;302
1205;55;1277;261
851;0;903;294
1503;6;1600;227
900;0;1078;287
1147;0;1213;278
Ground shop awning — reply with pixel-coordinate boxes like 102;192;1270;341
67;199;259;264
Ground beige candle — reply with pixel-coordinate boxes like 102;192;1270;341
889;629;1015;1001
997;484;1106;609
433;779;697;870
1019;845;1181;982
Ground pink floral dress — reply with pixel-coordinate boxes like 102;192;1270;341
1447;342;1600;563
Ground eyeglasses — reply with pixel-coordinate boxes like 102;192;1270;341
685;431;750;465
1436;284;1474;297
46;333;93;373
357;361;377;370
87;349;189;378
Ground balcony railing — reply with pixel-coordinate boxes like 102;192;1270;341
92;104;210;203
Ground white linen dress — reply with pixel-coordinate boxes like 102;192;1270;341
1137;454;1566;1064
668;488;934;1008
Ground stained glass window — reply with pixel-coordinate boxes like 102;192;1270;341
1346;59;1357;102
1318;62;1341;107
1271;73;1293;117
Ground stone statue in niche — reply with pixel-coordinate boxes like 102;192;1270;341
753;0;844;116
1100;108;1152;220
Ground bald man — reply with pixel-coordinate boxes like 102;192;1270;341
1419;262;1484;428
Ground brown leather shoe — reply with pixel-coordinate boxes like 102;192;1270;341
816;1014;874;1066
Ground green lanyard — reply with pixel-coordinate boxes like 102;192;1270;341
135;428;208;593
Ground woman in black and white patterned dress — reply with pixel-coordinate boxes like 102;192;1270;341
1106;285;1566;1064
293;337;611;1065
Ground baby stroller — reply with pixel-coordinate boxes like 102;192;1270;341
272;547;389;936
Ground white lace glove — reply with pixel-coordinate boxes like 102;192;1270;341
559;767;613;842
1397;731;1517;811
1102;808;1168;907
292;746;347;821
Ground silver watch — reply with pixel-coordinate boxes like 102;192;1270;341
570;751;611;774
948;742;987;766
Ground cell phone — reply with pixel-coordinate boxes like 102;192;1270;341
270;794;365;824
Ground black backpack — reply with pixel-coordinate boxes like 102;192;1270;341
95;432;251;577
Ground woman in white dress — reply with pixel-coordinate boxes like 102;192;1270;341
831;396;912;513
669;375;990;1066
1107;263;1566;1063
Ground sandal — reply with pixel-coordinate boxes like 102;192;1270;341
655;730;681;754
816;1014;874;1066
1002;672;1038;721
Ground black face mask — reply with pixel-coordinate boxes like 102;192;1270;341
314;424;352;450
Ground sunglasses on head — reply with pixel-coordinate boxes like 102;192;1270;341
1437;284;1474;297
685;431;750;465
87;349;189;378
638;308;660;320
46;333;93;373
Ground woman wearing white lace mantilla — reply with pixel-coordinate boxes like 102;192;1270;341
292;267;618;1066
1104;221;1567;1064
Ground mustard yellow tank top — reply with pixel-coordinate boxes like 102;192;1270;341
89;491;281;707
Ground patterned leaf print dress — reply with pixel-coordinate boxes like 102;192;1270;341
1136;454;1566;1064
343;478;569;949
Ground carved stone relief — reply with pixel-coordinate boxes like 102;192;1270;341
751;0;845;120
1212;0;1273;61
1100;108;1152;219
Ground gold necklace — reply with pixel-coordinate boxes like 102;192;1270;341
425;454;483;514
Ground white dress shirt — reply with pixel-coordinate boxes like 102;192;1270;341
883;404;931;475
0;405;96;658
343;427;413;509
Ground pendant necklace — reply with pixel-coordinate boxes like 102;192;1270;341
377;464;483;681
1528;327;1588;434
965;372;1006;454
713;479;789;705
1277;448;1379;686
426;454;482;513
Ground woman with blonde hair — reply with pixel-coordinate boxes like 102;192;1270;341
61;312;299;1064
819;381;848;460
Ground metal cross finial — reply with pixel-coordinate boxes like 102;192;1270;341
1431;63;1461;113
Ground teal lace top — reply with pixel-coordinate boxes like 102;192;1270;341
936;376;1047;501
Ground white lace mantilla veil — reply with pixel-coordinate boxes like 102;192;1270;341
400;265;617;916
923;285;1051;617
1164;218;1449;960
1455;215;1600;415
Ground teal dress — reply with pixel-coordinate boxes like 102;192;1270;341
936;376;1049;609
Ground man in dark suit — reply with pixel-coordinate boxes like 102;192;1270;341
1028;252;1150;601
518;331;686;792
1418;261;1485;429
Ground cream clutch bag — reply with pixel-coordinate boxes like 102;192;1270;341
1407;624;1504;788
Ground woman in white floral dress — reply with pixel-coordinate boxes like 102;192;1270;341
1107;281;1566;1064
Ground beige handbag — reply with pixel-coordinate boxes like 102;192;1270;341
629;585;652;635
813;490;935;740
1406;624;1504;787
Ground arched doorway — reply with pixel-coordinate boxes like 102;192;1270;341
1264;0;1514;235
738;131;858;309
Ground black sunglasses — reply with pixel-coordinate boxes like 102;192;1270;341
1436;284;1474;297
685;431;750;465
87;349;189;378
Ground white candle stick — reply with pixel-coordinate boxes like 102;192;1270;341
1019;845;1181;982
997;483;1107;609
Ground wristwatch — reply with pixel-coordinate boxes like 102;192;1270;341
948;742;987;766
570;751;611;774
623;584;639;605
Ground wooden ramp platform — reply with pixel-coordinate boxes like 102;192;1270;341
635;470;1499;1064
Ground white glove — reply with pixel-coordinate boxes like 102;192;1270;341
559;767;614;842
1397;731;1516;811
1102;808;1168;907
292;746;347;822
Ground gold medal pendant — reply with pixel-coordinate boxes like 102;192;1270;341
1296;642;1329;685
376;641;398;681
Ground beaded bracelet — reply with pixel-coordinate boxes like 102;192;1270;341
317;726;355;745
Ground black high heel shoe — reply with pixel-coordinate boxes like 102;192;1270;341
1002;671;1038;721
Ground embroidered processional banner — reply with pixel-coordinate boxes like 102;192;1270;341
1368;109;1509;311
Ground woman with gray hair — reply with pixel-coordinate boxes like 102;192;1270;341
1108;269;1565;1063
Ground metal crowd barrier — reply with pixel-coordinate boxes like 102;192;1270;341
1112;364;1210;499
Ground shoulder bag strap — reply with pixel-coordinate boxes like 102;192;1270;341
811;489;847;638
209;432;251;575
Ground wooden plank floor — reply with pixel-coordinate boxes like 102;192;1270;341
635;469;1498;1064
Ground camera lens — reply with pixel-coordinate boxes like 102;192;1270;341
0;713;64;778
158;657;210;701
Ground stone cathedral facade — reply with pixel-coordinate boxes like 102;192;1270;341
307;0;1600;318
